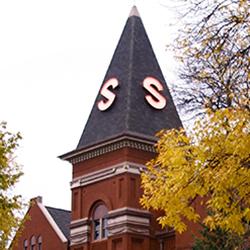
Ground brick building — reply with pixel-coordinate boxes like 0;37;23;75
11;197;70;250
12;6;199;250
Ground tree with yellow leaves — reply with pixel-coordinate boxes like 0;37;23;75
171;0;250;115
141;0;250;247
0;122;24;250
141;108;250;236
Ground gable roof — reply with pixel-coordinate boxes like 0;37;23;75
76;6;182;150
9;197;71;249
33;197;70;243
46;206;71;240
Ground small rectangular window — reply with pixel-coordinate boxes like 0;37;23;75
102;218;108;238
38;243;42;250
94;219;101;240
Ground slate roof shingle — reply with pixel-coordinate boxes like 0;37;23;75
76;6;182;150
46;206;71;240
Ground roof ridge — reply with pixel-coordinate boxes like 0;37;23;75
45;206;71;213
38;203;69;242
125;14;136;131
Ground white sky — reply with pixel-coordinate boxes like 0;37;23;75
0;0;180;210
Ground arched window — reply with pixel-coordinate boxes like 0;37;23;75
93;203;108;240
38;235;42;250
23;239;28;250
30;235;36;250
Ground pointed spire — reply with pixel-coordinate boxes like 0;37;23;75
75;6;182;150
129;5;140;17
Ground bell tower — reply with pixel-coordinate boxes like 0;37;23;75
60;6;182;250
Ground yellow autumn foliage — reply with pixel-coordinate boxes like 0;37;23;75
141;108;250;235
0;122;25;249
171;0;250;114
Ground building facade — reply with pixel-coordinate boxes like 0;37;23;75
11;197;70;250
12;6;199;250
60;6;195;250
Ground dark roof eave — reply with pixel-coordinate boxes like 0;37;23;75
59;131;157;162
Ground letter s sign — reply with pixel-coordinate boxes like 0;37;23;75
142;77;167;109
98;78;119;111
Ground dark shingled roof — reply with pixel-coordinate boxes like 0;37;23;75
77;6;182;150
46;206;71;240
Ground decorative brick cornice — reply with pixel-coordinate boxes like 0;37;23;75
60;135;156;164
107;207;151;237
69;207;152;245
71;162;146;189
108;207;151;219
70;217;89;229
70;218;90;246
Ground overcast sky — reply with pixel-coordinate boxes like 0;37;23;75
0;0;180;210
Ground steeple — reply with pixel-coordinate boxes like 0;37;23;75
76;6;182;150
59;7;190;250
129;5;140;17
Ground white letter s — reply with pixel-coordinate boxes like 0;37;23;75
98;78;119;111
142;77;166;109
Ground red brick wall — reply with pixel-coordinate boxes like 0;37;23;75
71;147;156;221
70;146;203;250
73;148;156;178
71;173;146;221
175;198;207;250
70;147;159;250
